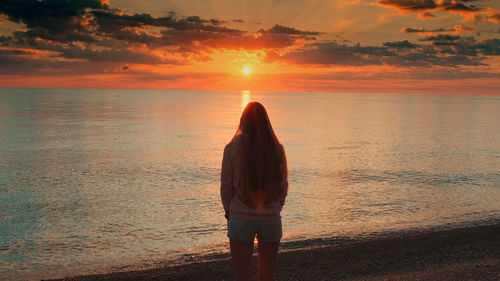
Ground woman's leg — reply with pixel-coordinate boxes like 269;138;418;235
257;239;280;281
230;239;254;281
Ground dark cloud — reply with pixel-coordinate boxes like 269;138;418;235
420;34;461;45
209;19;225;26
0;35;13;45
384;52;483;67
90;11;154;33
233;19;245;23
0;49;27;55
59;46;169;64
402;25;474;33
91;11;241;34
439;0;480;11
0;0;319;70
376;0;484;16
259;24;319;36
267;34;498;68
0;52;126;76
419;36;476;55
376;0;437;11
418;12;436;18
151;24;320;51
6;29;173;65
422;34;461;41
91;14;318;51
155;29;300;52
475;38;500;55
128;72;232;82
266;42;393;66
0;0;107;26
452;24;475;32
383;40;418;48
13;25;97;43
0;0;107;42
107;30;161;46
402;27;446;33
487;12;500;23
416;36;498;56
0;54;60;75
1;1;243;48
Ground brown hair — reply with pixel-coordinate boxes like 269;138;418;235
236;102;287;209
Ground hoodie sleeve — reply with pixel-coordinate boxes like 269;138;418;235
220;144;234;216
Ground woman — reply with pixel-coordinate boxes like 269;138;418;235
221;102;288;281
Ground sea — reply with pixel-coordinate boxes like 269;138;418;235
1;88;499;280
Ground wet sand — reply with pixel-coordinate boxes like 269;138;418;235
50;223;500;281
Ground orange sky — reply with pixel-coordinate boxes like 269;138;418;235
0;0;499;94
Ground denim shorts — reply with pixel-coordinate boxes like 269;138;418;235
227;217;282;243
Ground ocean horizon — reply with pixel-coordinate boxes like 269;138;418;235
1;88;499;280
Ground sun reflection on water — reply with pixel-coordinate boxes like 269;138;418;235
241;90;251;111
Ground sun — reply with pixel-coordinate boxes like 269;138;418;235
242;66;251;75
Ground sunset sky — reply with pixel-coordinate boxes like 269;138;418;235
0;0;499;94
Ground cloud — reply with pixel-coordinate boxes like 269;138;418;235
0;0;108;25
91;11;240;34
259;24;320;36
420;35;499;55
376;0;437;11
418;12;436;19
87;13;317;51
0;35;13;45
59;46;170;64
5;29;176;65
383;40;418;48
0;49;123;76
0;48;28;55
486;9;500;23
375;0;486;19
1;1;244;50
475;38;500;55
421;34;461;44
267;42;397;66
280;68;498;82
402;24;474;34
0;0;321;72
0;0;108;42
266;33;500;68
452;24;475;33
402;27;447;33
153;24;316;52
439;0;481;12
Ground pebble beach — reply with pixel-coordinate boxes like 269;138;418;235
50;223;500;281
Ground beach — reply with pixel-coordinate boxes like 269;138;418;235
50;223;500;281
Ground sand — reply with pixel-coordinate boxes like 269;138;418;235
49;223;500;281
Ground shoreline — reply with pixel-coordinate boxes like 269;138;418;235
50;223;500;281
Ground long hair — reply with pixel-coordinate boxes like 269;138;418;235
236;102;287;209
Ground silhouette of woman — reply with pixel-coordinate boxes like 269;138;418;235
221;102;288;281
